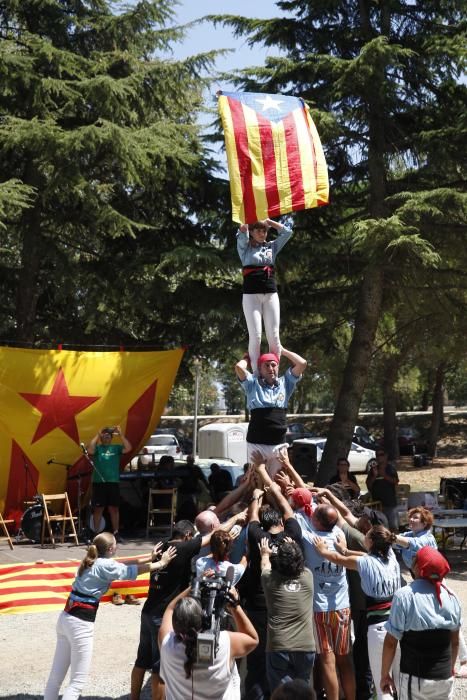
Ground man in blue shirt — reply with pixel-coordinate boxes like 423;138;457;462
235;348;307;477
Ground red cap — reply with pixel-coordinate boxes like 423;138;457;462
257;352;279;369
290;488;313;517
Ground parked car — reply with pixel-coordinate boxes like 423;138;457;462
353;425;381;451
154;428;192;455
285;422;315;445
195;458;244;488
143;434;182;462
293;437;376;474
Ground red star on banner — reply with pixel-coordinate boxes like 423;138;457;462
20;368;100;445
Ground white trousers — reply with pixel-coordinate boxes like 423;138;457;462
242;292;281;373
398;672;454;700
247;443;288;478
367;622;400;700
44;611;94;700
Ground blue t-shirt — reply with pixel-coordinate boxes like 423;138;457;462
295;512;349;613
239;368;300;410
356;549;401;601
72;557;138;602
236;226;293;267
195;557;245;586
385;579;461;640
398;529;438;569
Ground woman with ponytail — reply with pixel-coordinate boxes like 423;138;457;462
313;524;402;700
195;530;247;585
44;532;176;700
159;587;258;699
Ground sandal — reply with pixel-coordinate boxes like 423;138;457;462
125;594;141;605
112;592;124;605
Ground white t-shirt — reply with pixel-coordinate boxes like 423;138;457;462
160;629;240;699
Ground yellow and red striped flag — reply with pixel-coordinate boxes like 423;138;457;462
218;91;329;224
0;559;149;615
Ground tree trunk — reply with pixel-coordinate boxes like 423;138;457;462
427;363;446;458
316;266;385;485
382;360;400;461
317;3;389;486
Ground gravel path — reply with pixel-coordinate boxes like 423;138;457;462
1;572;466;700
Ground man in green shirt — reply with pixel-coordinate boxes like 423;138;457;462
87;425;132;542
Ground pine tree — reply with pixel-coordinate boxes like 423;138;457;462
210;1;467;482
0;0;223;345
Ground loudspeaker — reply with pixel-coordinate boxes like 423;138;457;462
291;441;318;483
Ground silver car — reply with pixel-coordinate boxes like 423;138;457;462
144;434;182;463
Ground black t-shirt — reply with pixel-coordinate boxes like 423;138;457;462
244;517;303;608
143;534;202;615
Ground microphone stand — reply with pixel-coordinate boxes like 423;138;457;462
22;453;39;505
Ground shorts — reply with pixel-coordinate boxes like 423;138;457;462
91;482;120;508
134;610;162;673
313;608;351;655
247;443;288;478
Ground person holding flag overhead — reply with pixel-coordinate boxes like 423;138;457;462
237;218;292;374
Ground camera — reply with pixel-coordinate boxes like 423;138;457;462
190;566;236;664
103;426;116;435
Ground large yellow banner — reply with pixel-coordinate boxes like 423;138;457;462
0;347;184;515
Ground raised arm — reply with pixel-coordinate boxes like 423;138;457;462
316;488;358;528
235;354;249;382
281;348;307;378
87;430;101;455
257;464;294;521
276;450;308;489
115;425;132;454
312;535;362;571
214;475;252;517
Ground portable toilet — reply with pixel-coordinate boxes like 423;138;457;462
198;422;248;465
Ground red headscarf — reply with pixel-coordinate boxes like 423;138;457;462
290;488;313;517
257;352;279;369
415;546;451;605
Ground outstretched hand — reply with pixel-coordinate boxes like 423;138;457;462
259;537;273;556
312;535;328;554
160;546;177;567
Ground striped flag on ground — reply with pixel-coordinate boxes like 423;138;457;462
0;559;149;615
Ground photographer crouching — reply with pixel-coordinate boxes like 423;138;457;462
158;573;258;699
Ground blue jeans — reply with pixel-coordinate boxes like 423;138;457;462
266;650;315;694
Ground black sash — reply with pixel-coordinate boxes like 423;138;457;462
242;266;277;294
400;629;452;680
247;407;287;445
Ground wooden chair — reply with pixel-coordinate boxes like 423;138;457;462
41;493;79;548
146;488;177;538
0;513;14;550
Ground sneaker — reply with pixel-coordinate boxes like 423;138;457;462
112;592;124;605
114;532;125;544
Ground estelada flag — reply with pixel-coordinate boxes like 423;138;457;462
0;346;183;515
218;90;329;224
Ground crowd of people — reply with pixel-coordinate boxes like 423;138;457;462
45;219;464;699
44;447;466;700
